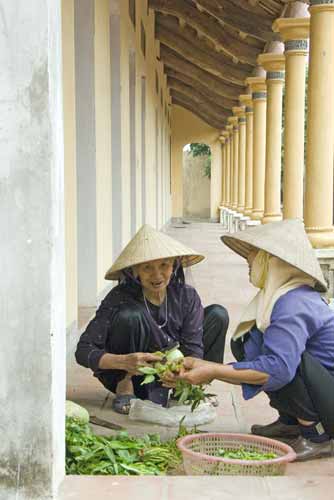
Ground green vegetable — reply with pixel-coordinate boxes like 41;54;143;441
216;446;278;461
65;400;90;424
138;347;216;411
65;417;187;475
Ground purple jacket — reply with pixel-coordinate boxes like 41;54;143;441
232;286;334;399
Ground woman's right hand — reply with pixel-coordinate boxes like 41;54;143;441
98;352;161;374
120;352;161;375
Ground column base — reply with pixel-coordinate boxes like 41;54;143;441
305;227;334;248
239;215;250;231
262;213;282;224
244;207;253;216
251;210;264;221
237;205;245;212
246;219;261;228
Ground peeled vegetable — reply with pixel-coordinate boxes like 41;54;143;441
166;348;184;363
65;400;90;424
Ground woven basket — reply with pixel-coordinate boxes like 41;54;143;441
177;433;296;476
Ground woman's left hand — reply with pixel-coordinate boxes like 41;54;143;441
162;357;219;386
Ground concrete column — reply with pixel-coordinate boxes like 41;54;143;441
227;124;234;209
222;130;231;207
240;94;254;216
234;107;246;212
1;1;65;498
304;0;334;247
273;7;309;220
228;116;239;210
219;136;226;205
258;46;285;224
247;72;267;221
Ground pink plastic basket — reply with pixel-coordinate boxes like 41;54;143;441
177;433;296;476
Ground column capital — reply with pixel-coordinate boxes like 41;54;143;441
246;76;267;93
239;94;253;114
310;0;334;8
232;105;245;116
257;53;285;73
273;18;310;45
233;106;246;124
228;116;238;127
219;135;226;144
226;124;233;133
239;94;252;107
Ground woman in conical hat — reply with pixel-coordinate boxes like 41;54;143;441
170;220;334;461
75;224;229;414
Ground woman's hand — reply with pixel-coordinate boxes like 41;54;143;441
162;357;219;386
179;357;219;385
98;352;161;375
120;352;161;375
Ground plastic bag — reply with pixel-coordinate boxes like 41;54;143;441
128;399;217;427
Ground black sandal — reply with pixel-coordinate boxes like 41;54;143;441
112;394;137;415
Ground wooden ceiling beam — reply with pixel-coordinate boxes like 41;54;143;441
226;0;272;17
149;0;260;65
170;88;229;124
156;20;247;86
194;0;273;41
167;77;231;116
165;68;238;109
159;45;244;100
171;93;226;130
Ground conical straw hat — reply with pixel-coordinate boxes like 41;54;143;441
221;219;327;292
105;224;205;280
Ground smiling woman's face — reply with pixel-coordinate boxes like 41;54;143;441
135;258;174;295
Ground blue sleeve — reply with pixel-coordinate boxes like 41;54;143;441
180;287;204;358
232;292;313;399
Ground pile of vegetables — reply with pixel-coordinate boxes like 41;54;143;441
66;417;188;475
139;346;215;411
216;446;277;461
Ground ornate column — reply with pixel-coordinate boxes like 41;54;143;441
304;0;334;248
273;4;309;220
233;106;246;213
219;135;226;206
222;130;231;207
228;117;239;210
226;124;234;210
240;94;254;216
258;43;285;224
246;70;267;221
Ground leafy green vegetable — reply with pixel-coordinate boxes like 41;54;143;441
138;347;216;411
216;446;278;461
65;417;185;475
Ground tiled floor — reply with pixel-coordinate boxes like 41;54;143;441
60;221;334;498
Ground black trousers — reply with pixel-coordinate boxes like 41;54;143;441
231;336;334;436
97;304;229;400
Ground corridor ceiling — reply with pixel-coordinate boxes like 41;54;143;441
149;0;287;129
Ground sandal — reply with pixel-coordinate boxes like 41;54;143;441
112;394;137;415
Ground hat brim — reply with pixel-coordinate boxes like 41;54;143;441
105;253;205;281
221;234;327;293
